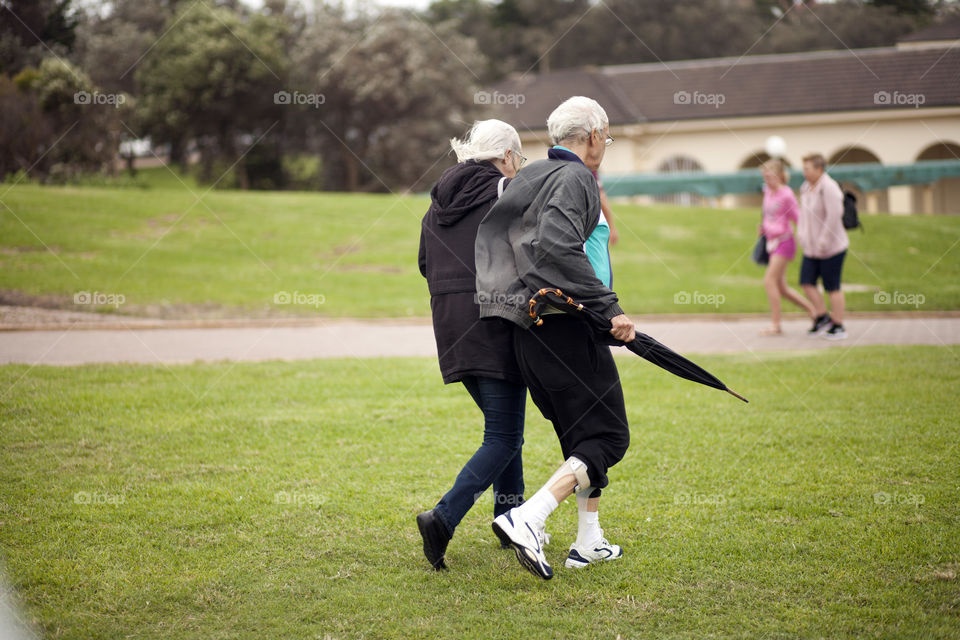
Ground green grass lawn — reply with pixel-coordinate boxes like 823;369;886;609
1;181;958;317
1;346;958;638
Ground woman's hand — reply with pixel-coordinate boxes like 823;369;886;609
609;314;636;342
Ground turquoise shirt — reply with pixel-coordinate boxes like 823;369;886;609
584;213;612;288
552;145;613;288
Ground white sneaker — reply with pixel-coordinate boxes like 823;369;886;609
500;530;550;549
564;532;623;569
492;508;553;580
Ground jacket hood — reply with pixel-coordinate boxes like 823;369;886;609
429;160;503;226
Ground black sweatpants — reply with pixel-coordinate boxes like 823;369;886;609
512;314;630;491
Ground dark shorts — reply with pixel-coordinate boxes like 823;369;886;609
512;315;629;492
800;250;846;292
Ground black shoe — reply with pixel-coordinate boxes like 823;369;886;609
823;323;847;340
807;314;831;336
416;510;450;570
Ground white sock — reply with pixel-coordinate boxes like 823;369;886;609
516;486;558;530
514;456;589;529
575;488;602;547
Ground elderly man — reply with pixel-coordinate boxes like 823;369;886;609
475;96;634;580
797;153;849;340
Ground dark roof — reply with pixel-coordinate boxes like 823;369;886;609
486;67;642;136
899;14;960;43
491;46;960;128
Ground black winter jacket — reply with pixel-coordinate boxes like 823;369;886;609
418;160;522;384
475;154;623;328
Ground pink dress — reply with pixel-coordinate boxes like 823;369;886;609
762;184;799;261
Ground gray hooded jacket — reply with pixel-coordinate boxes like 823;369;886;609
474;155;624;328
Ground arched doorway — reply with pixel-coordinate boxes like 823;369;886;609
655;155;706;207
912;142;960;215
827;146;888;213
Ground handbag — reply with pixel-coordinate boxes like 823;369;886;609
752;208;769;265
752;234;769;265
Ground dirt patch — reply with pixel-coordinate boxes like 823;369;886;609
915;562;959;583
316;244;360;260
0;290;76;310
0;289;314;327
0;246;56;255
111;212;211;241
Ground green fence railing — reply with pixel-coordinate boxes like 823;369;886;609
601;159;960;198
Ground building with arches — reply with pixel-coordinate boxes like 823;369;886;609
490;20;960;214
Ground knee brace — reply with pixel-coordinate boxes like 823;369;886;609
566;456;592;493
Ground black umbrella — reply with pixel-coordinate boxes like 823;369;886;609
528;288;748;403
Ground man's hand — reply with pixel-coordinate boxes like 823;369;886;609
609;314;635;342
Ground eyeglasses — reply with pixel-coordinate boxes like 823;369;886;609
516;152;527;168
594;130;614;146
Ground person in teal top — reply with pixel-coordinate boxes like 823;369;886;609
552;145;613;288
583;208;612;287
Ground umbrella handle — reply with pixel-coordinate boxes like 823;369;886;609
528;287;584;326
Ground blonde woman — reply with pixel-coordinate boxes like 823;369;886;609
759;159;815;335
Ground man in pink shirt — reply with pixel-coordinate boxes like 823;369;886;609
797;153;849;340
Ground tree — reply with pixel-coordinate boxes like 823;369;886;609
426;0;595;78
2;57;123;181
289;8;485;191
425;0;936;76
135;1;287;187
754;0;920;54
0;73;50;178
0;0;78;74
72;0;175;95
868;0;936;16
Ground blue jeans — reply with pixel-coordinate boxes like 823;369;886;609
433;376;526;536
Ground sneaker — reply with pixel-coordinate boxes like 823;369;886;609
501;531;550;549
823;323;847;340
807;314;831;336
492;509;553;580
564;532;623;569
416;509;450;571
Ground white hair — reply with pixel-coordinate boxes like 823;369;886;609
547;96;609;145
450;119;522;163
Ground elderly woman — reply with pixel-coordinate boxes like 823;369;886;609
759;158;815;335
415;120;529;570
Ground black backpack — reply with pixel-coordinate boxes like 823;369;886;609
842;190;862;231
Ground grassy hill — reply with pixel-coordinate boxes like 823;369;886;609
1;181;958;317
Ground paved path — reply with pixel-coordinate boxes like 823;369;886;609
1;315;957;366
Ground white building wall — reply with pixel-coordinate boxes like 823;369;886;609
516;106;960;214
